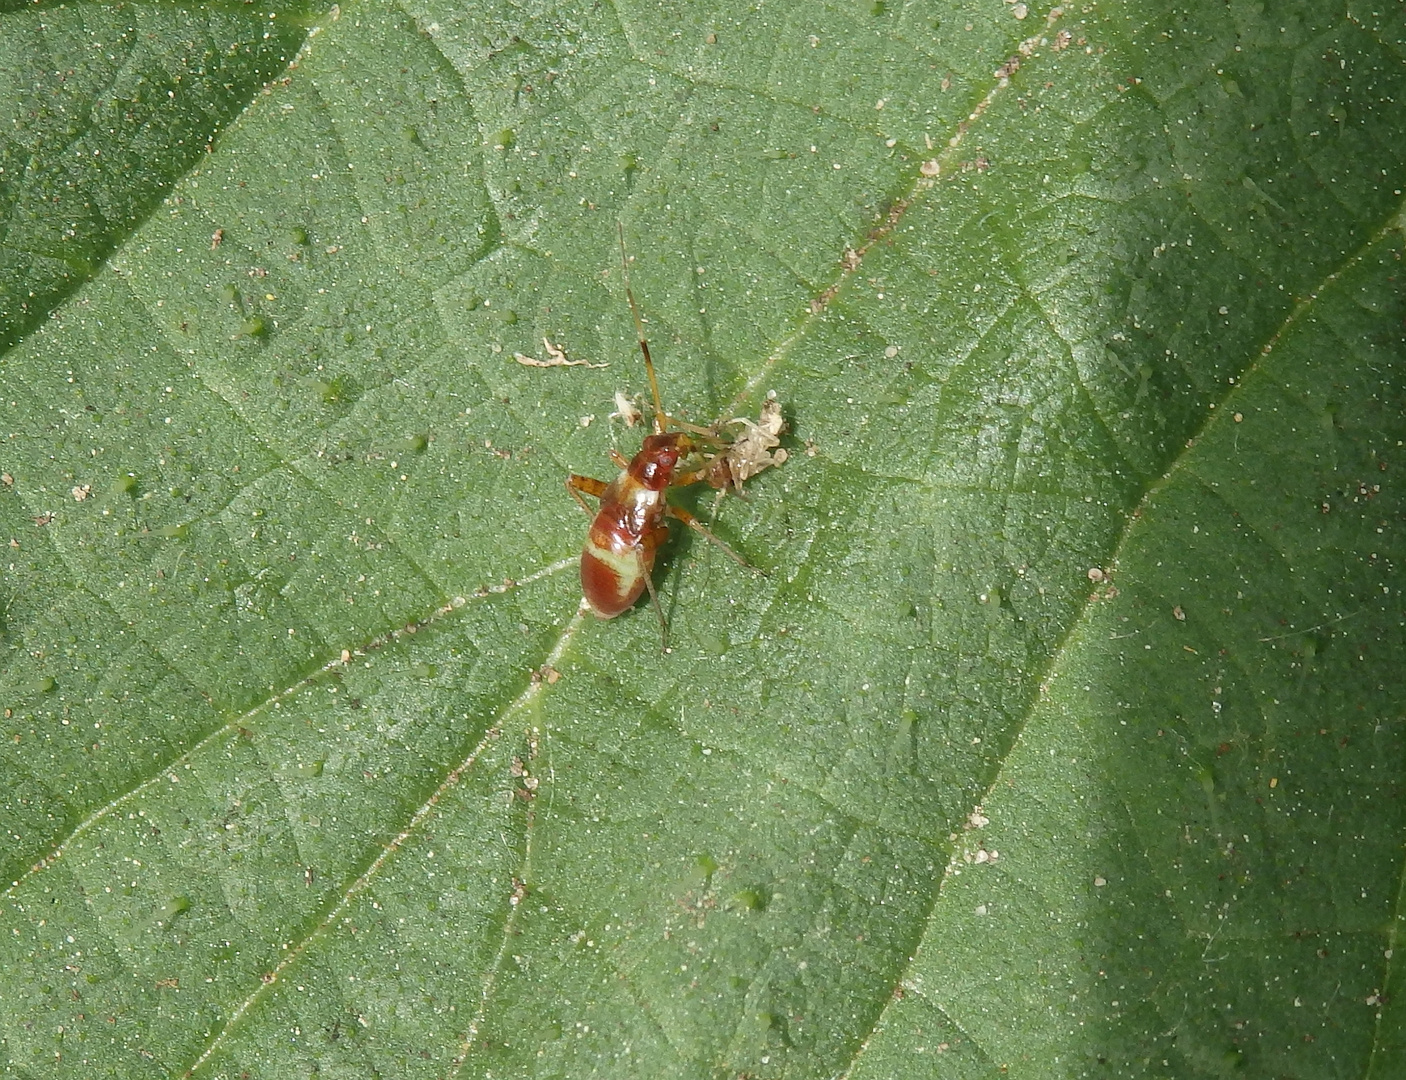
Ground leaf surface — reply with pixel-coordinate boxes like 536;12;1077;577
1;2;1404;1077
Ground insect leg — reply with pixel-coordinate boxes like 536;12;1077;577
639;552;669;650
566;474;608;516
664;503;758;572
669;416;727;441
673;462;720;488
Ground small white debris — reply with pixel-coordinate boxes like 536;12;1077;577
611;391;643;427
513;337;607;369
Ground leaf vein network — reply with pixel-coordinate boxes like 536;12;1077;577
122;286;454;613
597;942;695;1065
191;613;585;1079
834;906;994;1080
838;134;1406;1080
450;614;588;1073
0;510;209;702
0;565;547;908
607;21;903;153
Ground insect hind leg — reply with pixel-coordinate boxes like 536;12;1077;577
639;550;670;650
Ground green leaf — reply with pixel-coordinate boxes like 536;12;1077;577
2;2;1404;1077
0;3;313;351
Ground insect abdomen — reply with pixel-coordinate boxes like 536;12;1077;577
580;528;648;618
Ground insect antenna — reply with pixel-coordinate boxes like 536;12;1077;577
617;224;729;446
618;223;669;434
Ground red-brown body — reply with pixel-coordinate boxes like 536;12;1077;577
579;433;690;618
